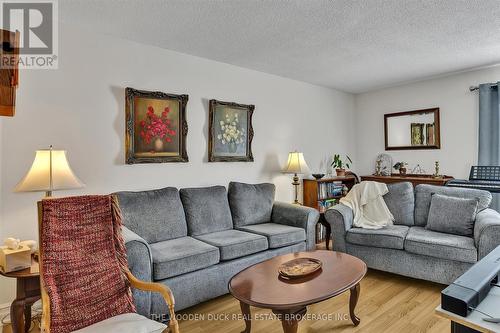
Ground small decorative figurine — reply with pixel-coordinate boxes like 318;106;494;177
375;159;382;176
433;161;442;178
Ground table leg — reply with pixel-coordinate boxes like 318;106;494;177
23;296;39;333
10;299;25;333
273;307;307;333
324;222;331;250
239;301;251;333
319;215;331;250
24;305;31;333
349;283;361;326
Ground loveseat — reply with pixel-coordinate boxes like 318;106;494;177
325;182;500;285
116;182;319;318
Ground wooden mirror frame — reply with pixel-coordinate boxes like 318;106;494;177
384;107;440;150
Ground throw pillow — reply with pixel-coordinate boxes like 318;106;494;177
426;193;479;237
228;182;275;227
383;182;415;226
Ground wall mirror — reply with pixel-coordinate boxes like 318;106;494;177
384;108;440;150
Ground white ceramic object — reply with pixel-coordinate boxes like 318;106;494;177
20;240;37;254
4;237;21;250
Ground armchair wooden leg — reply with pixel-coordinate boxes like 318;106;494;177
168;304;179;333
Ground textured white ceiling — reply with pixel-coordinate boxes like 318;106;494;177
60;0;500;93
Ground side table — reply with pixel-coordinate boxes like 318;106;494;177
0;257;40;333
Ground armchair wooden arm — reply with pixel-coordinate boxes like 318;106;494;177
125;270;180;333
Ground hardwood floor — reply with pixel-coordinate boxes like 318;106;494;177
176;269;448;333
2;243;450;333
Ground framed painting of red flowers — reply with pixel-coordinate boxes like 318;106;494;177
208;99;254;162
125;87;188;164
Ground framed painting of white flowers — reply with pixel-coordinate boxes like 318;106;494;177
208;99;254;162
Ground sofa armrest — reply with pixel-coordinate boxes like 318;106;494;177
271;202;319;251
474;208;500;259
122;226;153;317
324;203;354;253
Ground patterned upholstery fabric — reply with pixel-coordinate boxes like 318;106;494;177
40;195;136;333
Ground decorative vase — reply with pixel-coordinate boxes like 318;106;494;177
153;138;164;152
228;142;237;153
336;168;346;177
399;167;407;175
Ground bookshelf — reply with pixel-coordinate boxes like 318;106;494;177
302;175;356;249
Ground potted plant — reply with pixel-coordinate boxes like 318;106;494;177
331;154;352;177
393;162;408;175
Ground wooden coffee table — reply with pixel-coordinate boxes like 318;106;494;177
229;250;367;333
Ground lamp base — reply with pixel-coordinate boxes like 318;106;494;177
292;174;302;205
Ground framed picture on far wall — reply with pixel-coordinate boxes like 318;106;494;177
410;123;424;146
208;99;254;162
125;87;188;164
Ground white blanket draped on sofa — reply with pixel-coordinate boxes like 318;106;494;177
339;181;394;229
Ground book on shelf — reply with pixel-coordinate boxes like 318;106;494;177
317;182;344;200
318;198;339;213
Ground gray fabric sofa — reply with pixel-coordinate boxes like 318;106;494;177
325;182;500;285
116;182;319;318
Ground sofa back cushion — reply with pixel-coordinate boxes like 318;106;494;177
115;187;187;243
414;184;491;226
383;182;415;226
426;193;478;237
180;186;233;236
228;182;275;227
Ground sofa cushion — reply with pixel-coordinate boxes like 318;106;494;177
180;186;233;236
228;182;276;227
414;184;491;227
150;237;219;280
426;194;478;236
405;227;477;263
237;223;306;248
346;225;409;250
383;182;415;226
115;187;187;243
194;229;268;261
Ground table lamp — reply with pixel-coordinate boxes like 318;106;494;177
14;146;84;197
283;151;309;205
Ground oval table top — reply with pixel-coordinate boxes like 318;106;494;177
229;250;367;310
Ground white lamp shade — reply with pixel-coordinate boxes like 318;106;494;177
15;149;84;193
283;152;309;174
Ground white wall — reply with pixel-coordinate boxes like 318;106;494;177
0;24;356;303
354;66;500;178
